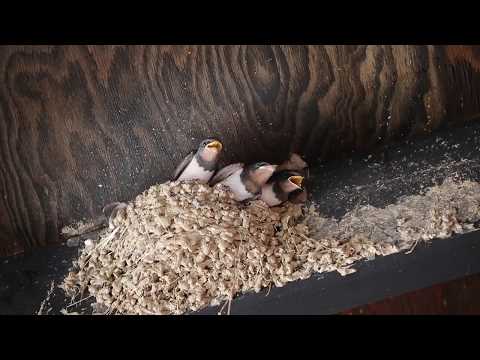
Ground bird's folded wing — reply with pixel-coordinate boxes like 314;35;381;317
209;163;244;185
268;169;302;183
172;150;195;180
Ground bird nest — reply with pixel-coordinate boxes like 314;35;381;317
60;178;480;315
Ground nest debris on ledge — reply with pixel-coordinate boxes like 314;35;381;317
60;177;480;315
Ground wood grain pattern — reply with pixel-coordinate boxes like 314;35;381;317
1;45;480;256
343;272;480;315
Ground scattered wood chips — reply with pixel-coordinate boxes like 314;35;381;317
60;178;480;315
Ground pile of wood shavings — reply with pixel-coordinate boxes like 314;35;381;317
61;178;480;315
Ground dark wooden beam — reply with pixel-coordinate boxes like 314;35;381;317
343;272;480;315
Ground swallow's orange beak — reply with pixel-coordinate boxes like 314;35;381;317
206;140;223;151
288;175;304;188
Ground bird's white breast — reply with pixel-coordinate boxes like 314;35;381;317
177;157;213;183
260;183;282;206
221;169;252;201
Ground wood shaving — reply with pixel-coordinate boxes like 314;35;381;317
61;220;100;237
37;281;55;315
61;178;480;315
60;309;80;315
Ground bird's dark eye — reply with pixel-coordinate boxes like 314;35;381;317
256;162;269;168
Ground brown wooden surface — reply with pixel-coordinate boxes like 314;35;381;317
1;45;480;256
343;273;480;314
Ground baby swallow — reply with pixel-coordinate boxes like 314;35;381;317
173;139;223;183
260;171;304;207
276;152;310;204
210;162;277;202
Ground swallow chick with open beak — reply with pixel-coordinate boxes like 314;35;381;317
260;171;304;207
210;162;277;202
172;139;223;183
276;153;310;204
